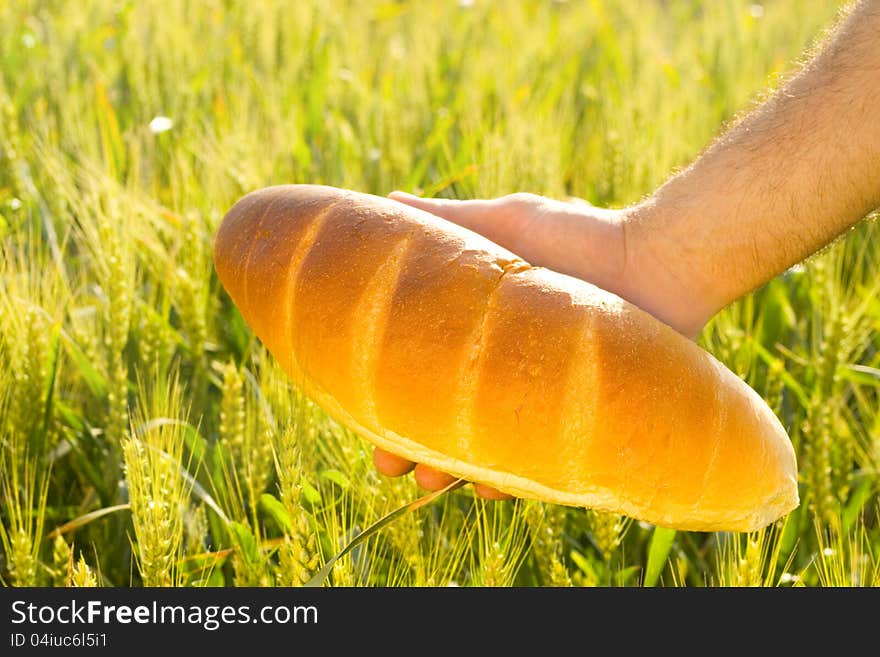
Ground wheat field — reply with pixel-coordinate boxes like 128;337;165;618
1;0;877;587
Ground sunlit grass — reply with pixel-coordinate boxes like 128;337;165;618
1;0;876;587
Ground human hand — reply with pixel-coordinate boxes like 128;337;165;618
388;191;629;301
379;0;880;500
372;447;512;499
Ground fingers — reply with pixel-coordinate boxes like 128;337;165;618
375;448;514;499
388;190;496;234
473;483;514;500
414;464;463;491
415;467;511;499
373;447;415;477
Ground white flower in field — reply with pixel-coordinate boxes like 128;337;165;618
822;547;835;557
9;198;22;210
779;572;799;584
458;0;475;8
368;148;381;162
749;4;765;18
149;115;174;134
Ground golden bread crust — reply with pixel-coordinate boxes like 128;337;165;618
214;184;799;531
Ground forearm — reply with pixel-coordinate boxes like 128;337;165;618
623;0;880;336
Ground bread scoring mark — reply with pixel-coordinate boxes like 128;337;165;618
280;197;346;380
558;310;598;497
698;360;728;507
351;236;415;428
241;194;283;322
453;258;529;454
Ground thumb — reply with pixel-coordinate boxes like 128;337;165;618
388;191;496;233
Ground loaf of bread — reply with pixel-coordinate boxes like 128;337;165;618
213;184;799;532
